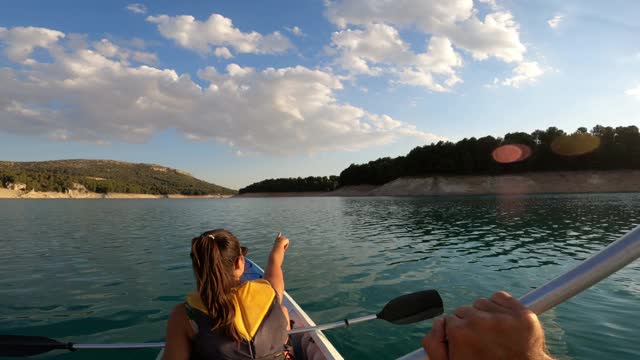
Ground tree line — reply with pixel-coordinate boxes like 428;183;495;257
240;125;640;191
239;176;340;194
0;160;236;195
339;125;640;185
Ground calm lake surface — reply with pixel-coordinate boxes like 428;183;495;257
1;194;639;360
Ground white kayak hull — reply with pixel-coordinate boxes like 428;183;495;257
156;259;343;360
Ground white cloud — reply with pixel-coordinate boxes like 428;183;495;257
325;0;535;89
331;23;409;76
286;26;305;37
499;61;545;88
93;38;120;57
66;33;89;50
394;36;463;91
0;26;443;155
118;37;147;50
626;85;640;99
327;0;526;63
478;0;498;10
330;23;462;91
214;47;234;59
326;0;474;32
93;38;157;65
131;51;158;64
447;11;525;63
547;14;564;29
126;3;147;15
147;13;292;56
0;26;65;62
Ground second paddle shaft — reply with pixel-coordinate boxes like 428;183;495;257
288;314;377;335
66;315;380;349
73;343;165;349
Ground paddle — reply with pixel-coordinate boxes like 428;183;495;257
0;335;73;357
289;289;443;335
0;336;166;357
397;224;640;360
0;289;443;357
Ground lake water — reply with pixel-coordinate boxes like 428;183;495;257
1;194;639;360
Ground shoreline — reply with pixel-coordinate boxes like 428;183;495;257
235;191;327;198
4;170;640;199
0;188;233;199
236;170;640;198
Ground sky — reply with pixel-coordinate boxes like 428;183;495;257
0;0;638;189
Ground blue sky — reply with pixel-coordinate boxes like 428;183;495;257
0;0;638;189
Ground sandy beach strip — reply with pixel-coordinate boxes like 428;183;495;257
0;189;233;199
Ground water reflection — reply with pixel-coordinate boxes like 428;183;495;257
340;194;637;271
332;194;639;359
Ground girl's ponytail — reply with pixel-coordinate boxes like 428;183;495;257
191;229;243;342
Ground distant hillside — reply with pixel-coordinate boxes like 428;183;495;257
339;125;640;186
238;124;640;193
0;160;236;195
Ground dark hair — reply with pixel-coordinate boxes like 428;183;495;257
190;229;243;342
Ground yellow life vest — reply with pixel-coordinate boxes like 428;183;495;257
185;280;288;359
186;279;278;340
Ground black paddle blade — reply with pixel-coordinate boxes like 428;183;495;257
0;335;72;357
376;289;443;325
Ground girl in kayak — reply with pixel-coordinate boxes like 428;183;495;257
164;230;291;360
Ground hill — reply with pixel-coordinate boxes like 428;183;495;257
0;160;236;195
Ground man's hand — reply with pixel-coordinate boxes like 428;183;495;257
423;291;553;360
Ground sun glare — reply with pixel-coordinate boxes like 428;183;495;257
492;144;532;164
551;134;601;156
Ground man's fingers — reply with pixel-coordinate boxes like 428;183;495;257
473;297;508;314
422;318;448;360
444;313;464;330
453;305;476;319
490;291;525;311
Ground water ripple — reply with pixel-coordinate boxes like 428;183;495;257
0;194;639;359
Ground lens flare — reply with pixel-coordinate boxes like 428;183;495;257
551;134;601;156
492;144;532;164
